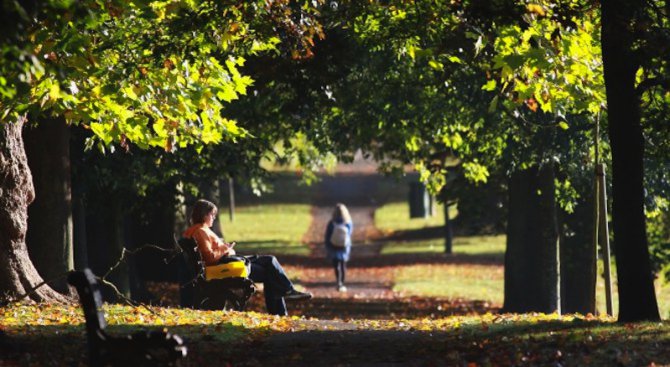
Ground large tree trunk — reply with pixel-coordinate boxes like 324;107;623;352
503;165;560;313
601;0;660;322
560;193;596;314
0;118;69;303
24;116;74;294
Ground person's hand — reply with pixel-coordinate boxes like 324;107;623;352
223;242;236;256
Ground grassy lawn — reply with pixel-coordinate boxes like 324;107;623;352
219;204;311;256
3;302;670;366
376;202;670;319
374;201;448;233
382;236;506;306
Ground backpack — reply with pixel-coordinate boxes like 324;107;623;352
330;222;349;248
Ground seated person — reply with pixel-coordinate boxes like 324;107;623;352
183;199;311;316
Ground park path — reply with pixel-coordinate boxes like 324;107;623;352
300;172;394;301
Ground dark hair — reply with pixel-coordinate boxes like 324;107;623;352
191;199;217;224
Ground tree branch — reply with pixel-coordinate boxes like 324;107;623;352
636;77;670;96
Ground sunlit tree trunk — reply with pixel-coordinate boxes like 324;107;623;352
601;0;660;322
0;118;69;303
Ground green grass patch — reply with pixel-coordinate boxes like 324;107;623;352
393;264;505;305
375;201;448;232
593;259;670;320
219;204;311;256
381;235;506;258
383;235;506;305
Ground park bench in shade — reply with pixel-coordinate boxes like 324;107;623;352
177;237;256;311
67;269;187;366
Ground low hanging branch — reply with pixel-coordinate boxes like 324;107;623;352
3;243;183;311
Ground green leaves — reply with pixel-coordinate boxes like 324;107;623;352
2;0;325;160
490;13;604;117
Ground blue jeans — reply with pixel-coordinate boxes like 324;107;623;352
248;255;293;316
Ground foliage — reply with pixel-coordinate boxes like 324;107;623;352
648;209;670;282
2;0;325;152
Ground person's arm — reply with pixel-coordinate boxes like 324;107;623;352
193;229;229;265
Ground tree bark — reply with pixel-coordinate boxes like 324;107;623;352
503;166;560;313
0;118;70;303
444;202;453;254
24;116;74;294
601;0;660;321
560;193;596;314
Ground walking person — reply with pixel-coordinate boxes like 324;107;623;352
183;199;311;316
324;203;353;292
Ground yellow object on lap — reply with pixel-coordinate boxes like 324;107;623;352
205;260;249;280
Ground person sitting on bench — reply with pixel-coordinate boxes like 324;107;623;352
183;199;312;315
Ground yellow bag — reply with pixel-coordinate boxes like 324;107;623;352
204;257;249;280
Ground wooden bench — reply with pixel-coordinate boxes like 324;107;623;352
177;238;255;311
67;269;187;366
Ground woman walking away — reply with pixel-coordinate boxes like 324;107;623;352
324;203;353;292
184;199;311;316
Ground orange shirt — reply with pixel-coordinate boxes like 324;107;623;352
183;224;235;266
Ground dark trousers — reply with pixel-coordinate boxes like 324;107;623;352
333;259;346;286
248;255;293;316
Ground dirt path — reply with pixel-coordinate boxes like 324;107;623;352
233;160;501;365
301;173;392;300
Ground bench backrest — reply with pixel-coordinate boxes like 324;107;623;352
177;237;206;280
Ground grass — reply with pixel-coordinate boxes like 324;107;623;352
381;235;506;258
374;201;448;233
375;201;670;319
393;263;505;305
218;204;311;256
4;302;670;366
382;236;506;305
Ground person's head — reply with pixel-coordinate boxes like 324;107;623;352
191;199;218;226
332;203;351;223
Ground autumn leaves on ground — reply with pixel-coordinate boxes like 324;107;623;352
1;171;670;366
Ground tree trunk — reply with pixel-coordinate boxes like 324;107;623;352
0;118;69;303
503;166;560;313
560;193;596;314
601;0;660;321
444;202;453;254
107;200;130;299
24;116;74;294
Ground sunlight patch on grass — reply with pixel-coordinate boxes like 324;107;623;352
375;202;449;233
380;235;506;257
218;204;311;256
393;264;504;305
593;259;670;319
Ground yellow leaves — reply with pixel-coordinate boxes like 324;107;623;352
463;161;489;184
428;60;443;71
48;82;61;101
405;135;421;152
526;4;546;17
122;86;138;101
